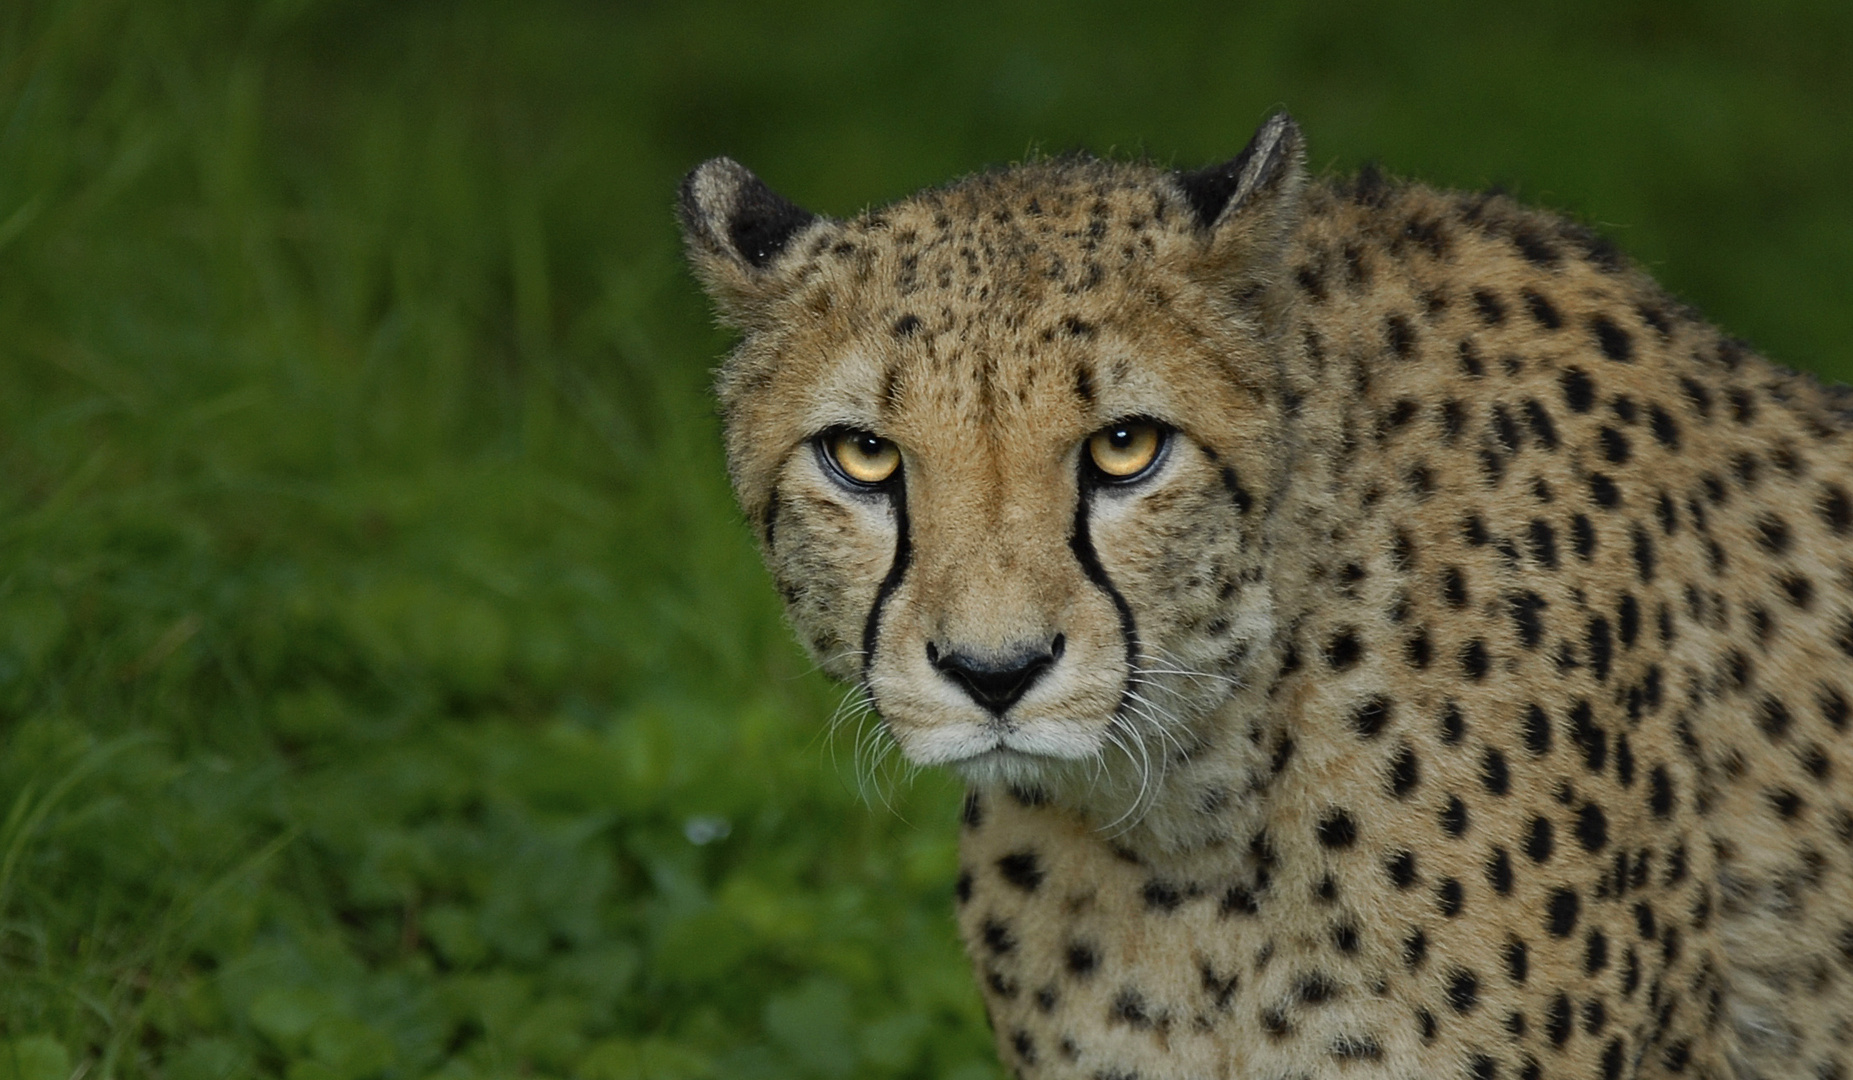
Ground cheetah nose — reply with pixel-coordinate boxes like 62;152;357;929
927;635;1064;716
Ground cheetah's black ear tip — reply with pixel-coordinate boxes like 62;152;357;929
1176;112;1307;231
678;157;820;271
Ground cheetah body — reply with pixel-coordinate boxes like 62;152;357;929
679;116;1853;1080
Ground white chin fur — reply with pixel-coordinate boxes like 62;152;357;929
895;718;1104;780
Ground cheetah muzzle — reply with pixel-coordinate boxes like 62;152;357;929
680;114;1853;1080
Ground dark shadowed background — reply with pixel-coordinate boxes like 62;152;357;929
0;2;1847;1078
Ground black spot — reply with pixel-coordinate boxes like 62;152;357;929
1523;704;1553;755
1441;566;1469;608
1061;315;1095;337
1416;1007;1437;1042
1351;162;1391;206
1331;1034;1380;1061
1491;404;1522;454
1526;520;1558;568
1599;427;1631;464
1623;532;1655;590
1524;288;1562;329
1111;988;1151;1028
1728;386;1756;424
1546;888;1580;936
1513;228;1560;267
1221;885;1259;916
1575;804;1608;852
1482;749;1511;795
1388;850;1419;888
893;313;922;337
997;851;1044;892
1503;938;1529;985
1318;811;1359;849
1585;617;1612;681
1560;368;1595;412
1821;485;1853;534
982;917;1016;954
962;791;984;828
1440;399;1467;441
1066;941;1099;976
1525;816;1555;863
1758;695;1793;740
1487;847;1514;895
1545;992;1572;1046
1332;922;1360;954
1386;314;1416;358
1600;1038;1625;1080
1390;745;1421;798
1822;687;1850;730
1437;878;1464;916
1405;629;1433;669
1571;514;1597;560
1617;595;1640;647
1568;701;1607;772
1295;265;1327;301
1011;1029;1037;1065
1460;640;1489;680
1349;696;1392;739
1270;737;1295;775
1590;315;1634;362
1756;514;1792;555
1142;879;1184;912
1648;766;1674;817
1437;971;1482;1023
1458;340;1486;377
1472;289;1507;324
1404;927;1429;969
1296;972;1338;1004
1649;405;1680;449
1588;473;1621;508
1441;796;1470;836
1509;591;1548;649
956;870;973;904
1323;628;1364;670
1768;787;1804;819
1436;702;1465;745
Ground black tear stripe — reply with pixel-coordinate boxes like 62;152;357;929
762;488;780;549
1069;476;1142;719
860;477;914;681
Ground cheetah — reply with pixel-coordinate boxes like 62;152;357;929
677;114;1853;1079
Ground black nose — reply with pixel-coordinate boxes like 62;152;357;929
929;636;1063;716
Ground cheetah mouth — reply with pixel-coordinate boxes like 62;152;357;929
892;717;1105;782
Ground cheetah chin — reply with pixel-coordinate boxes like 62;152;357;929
682;113;1853;1080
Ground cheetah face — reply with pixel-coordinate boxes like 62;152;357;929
680;119;1307;799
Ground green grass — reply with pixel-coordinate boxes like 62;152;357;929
0;1;1848;1077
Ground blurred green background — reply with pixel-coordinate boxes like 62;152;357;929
0;1;1847;1078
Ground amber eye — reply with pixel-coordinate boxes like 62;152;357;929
826;429;901;486
1087;421;1165;480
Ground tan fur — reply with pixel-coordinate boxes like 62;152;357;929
681;117;1853;1079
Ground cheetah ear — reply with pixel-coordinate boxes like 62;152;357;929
678;157;833;329
1174;113;1308;311
1176;112;1306;233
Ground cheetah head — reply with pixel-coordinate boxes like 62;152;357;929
680;116;1308;811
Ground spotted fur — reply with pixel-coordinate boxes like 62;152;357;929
680;114;1853;1080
